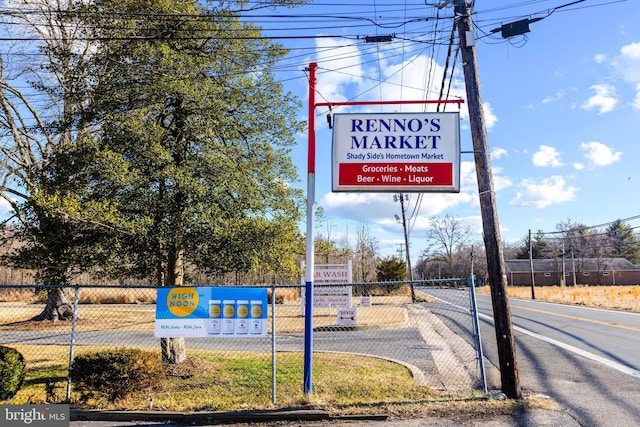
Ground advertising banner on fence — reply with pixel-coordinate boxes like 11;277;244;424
155;287;268;338
332;112;460;192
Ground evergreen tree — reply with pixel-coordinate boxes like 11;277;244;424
376;257;406;282
606;219;640;263
515;230;548;259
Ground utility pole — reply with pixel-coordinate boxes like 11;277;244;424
528;229;536;300
396;194;416;302
561;242;566;287
453;0;521;398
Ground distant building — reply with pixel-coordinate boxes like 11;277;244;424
504;258;640;286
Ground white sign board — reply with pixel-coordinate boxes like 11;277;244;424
315;285;350;294
332;112;460;192
337;307;358;326
314;294;352;308
315;268;349;282
301;262;353;313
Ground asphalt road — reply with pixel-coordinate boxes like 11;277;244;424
420;287;640;427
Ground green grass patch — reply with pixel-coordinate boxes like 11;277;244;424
7;345;439;412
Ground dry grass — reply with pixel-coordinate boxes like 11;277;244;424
0;295;410;333
0;287;156;304
0;288;43;303
477;285;640;313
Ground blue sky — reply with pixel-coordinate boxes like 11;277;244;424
257;0;640;262
1;1;637;266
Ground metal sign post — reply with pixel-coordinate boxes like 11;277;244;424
303;62;463;395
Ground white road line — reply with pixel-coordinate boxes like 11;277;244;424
419;289;640;379
477;312;640;380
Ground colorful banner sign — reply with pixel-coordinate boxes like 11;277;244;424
332;112;460;192
155;287;268;337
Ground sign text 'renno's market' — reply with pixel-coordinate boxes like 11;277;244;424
332;112;460;192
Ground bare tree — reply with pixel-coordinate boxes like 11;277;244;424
0;0;98;320
555;218;593;284
353;222;378;284
420;214;472;278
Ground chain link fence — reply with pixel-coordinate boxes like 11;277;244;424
0;279;487;409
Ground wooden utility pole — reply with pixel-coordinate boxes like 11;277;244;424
398;194;416;302
528;229;537;299
453;0;522;398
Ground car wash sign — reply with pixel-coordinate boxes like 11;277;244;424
332;112;460;192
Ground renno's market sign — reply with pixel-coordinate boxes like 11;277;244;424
332;112;460;192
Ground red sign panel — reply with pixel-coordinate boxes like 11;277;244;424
338;162;453;187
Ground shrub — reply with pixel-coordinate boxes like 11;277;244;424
0;345;26;401
70;348;165;402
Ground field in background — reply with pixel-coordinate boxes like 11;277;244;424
477;285;640;313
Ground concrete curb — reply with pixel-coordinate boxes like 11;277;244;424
71;408;389;424
71;408;329;423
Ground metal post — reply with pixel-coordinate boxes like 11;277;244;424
302;63;464;396
303;62;317;396
66;285;80;401
468;275;487;395
271;286;277;404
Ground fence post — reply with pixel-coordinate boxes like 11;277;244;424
271;285;276;404
468;275;488;395
66;284;80;401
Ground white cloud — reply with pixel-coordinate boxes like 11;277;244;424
491;147;507;159
541;90;565;104
459;160;477;189
634;84;640;111
315;37;364;102
532;145;563;168
609;42;640;110
594;54;606;64
579;141;622;166
580;84;617;114
313;46;473;123
616;42;640;83
321;191;469;226
510;176;578;209
483;102;498;130
493;175;513;192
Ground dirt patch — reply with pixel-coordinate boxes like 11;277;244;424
165;356;220;378
328;393;559;421
0;318;72;331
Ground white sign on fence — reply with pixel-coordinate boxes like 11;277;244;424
315;268;349;282
301;261;354;314
314;295;352;307
314;285;350;294
337;308;358;326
